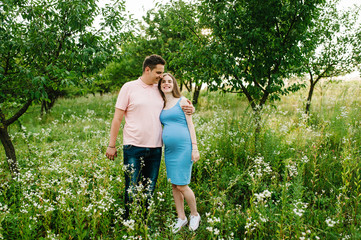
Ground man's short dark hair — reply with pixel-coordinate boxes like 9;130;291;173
143;55;166;72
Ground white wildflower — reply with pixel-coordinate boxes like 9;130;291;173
326;217;338;227
123;219;135;230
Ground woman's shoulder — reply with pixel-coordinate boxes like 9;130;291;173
179;96;191;107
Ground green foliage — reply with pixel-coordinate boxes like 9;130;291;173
198;0;326;110
356;27;361;70
0;0;128;116
0;0;130;173
92;37;156;92
90;31;164;94
300;0;360;113
110;1;209;104
143;1;208;91
302;0;359;76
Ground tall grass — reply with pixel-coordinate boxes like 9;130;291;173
0;80;360;239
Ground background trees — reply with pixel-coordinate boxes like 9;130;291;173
0;0;128;174
353;7;361;77
194;0;326;145
198;0;325;112
114;1;209;104
145;1;210;104
102;0;360;111
300;0;360;114
96;35;157;89
1;0;360;175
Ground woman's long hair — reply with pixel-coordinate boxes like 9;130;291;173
158;73;182;107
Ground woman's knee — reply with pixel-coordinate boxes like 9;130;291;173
174;184;188;192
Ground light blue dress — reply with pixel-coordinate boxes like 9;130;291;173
160;98;193;185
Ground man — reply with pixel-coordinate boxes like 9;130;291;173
106;54;193;219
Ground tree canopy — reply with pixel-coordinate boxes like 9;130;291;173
198;0;326;111
0;0;129;174
143;0;209;104
300;0;360;113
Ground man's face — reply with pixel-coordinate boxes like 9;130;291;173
148;64;165;84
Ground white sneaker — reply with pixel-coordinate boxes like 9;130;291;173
172;217;188;233
189;213;201;231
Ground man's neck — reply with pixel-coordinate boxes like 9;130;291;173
140;75;153;85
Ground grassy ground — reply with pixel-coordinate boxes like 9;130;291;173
0;80;360;239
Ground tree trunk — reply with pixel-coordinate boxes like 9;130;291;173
305;82;315;115
41;87;65;115
253;107;262;150
0;126;18;175
305;70;324;115
0;99;32;175
41;98;57;115
192;84;201;105
183;79;192;92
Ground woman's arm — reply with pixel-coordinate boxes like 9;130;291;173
180;97;200;162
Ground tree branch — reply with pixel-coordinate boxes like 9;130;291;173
252;76;266;93
259;91;270;107
275;20;281;38
307;65;314;85
235;75;255;109
5;99;33;126
221;88;243;94
314;64;333;85
244;45;266;93
4;50;11;75
171;6;205;44
282;7;299;46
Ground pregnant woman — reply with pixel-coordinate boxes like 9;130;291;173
158;73;201;233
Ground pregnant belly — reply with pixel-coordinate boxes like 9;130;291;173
162;125;191;147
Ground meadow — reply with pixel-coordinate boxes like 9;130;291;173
0;79;360;239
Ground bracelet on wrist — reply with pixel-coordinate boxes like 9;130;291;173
108;146;116;148
192;143;197;145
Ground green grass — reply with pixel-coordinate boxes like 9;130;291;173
1;80;360;239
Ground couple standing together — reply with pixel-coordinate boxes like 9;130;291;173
105;55;201;233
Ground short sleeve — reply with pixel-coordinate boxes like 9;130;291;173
115;83;130;110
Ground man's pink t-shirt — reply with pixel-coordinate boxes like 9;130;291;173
115;78;164;148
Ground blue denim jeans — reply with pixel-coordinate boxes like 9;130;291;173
123;145;162;219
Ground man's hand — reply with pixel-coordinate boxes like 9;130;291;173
181;99;195;115
106;147;118;160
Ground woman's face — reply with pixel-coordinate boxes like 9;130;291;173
160;75;174;93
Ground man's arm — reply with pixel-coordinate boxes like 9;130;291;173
106;108;125;160
181;99;195;115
